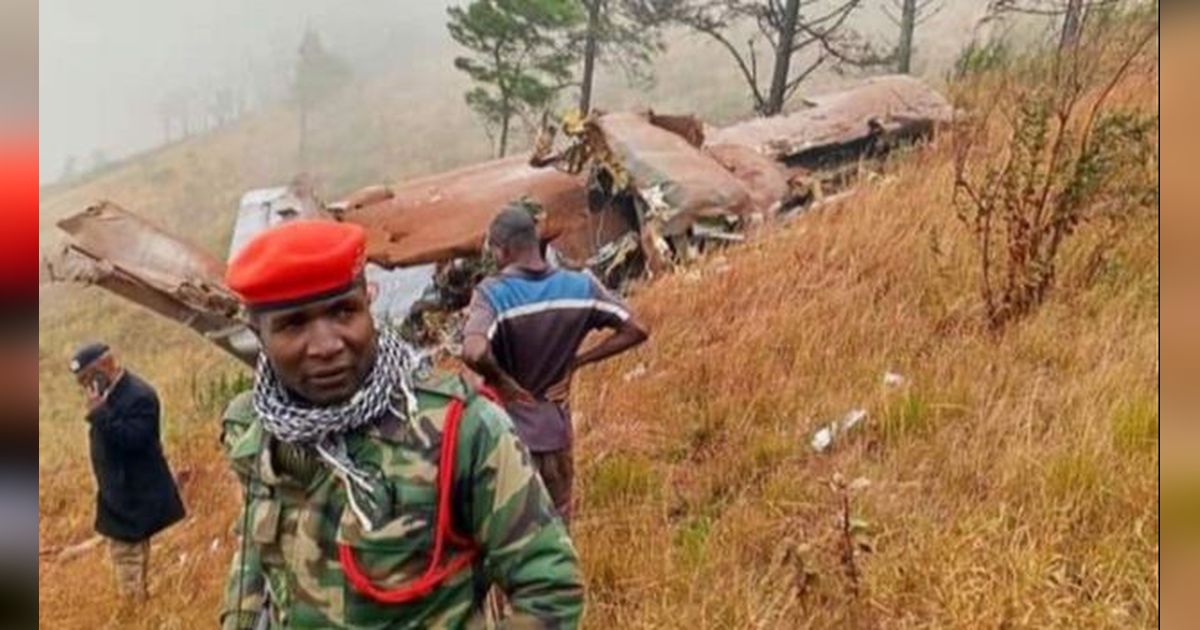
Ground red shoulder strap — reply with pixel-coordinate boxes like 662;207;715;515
339;389;492;604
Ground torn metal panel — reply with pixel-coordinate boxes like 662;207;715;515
708;75;955;166
47;202;255;364
546;192;639;269
529;109;765;282
335;156;589;268
228;184;323;260
594;111;756;237
56;202;239;315
703;143;791;217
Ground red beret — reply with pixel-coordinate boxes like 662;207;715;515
225;220;367;309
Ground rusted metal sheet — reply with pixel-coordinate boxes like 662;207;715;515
55;202;237;314
703;143;791;216
594;111;756;236
548;202;638;269
647;110;705;148
46;202;255;364
708;74;955;165
335;156;589;268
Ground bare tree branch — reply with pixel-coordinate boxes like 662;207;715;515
801;0;863;31
790;0;861;53
748;38;760;89
1079;23;1156;152
915;1;945;26
784;53;827;99
692;20;767;110
754;11;780;49
881;5;901;27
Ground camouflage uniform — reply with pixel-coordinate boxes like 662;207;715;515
219;373;584;629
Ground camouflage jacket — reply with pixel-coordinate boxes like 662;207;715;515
219;373;584;629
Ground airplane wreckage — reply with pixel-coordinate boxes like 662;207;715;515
44;75;955;365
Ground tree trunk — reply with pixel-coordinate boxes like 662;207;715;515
898;0;917;74
498;98;510;158
1059;0;1084;50
579;0;602;113
765;0;802;116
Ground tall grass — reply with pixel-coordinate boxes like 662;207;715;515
565;30;1157;623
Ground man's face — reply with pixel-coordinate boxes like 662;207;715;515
74;354;117;391
254;286;377;406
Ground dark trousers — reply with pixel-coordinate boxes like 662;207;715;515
531;448;574;525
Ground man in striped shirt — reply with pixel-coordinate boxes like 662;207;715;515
462;208;649;524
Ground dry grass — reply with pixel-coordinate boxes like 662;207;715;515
569;138;1157;627
37;24;1157;630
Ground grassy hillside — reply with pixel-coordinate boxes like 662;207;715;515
38;16;1157;630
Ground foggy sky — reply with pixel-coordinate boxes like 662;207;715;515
39;0;455;184
39;0;1005;186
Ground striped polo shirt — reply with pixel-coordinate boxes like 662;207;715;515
463;265;631;452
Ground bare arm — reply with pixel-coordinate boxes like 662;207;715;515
576;276;649;370
461;335;535;405
572;317;648;371
544;317;648;404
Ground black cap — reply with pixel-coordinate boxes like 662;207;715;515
487;203;539;250
69;342;109;374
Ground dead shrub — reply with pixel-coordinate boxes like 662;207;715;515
951;13;1157;331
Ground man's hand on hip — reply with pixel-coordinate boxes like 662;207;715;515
497;377;537;406
544;370;573;404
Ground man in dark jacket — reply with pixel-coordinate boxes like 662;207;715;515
71;342;185;601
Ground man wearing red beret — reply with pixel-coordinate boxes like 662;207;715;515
218;220;582;628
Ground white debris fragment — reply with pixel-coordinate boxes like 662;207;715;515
882;371;906;387
622;364;648;382
811;408;869;452
210;538;221;552
811;426;835;452
841;409;867;431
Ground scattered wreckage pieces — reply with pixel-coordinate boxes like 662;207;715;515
534;110;762;280
48;77;958;363
45;202;256;365
811;409;869;453
647;110;705;148
400;256;497;348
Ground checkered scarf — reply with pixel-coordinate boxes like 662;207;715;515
252;328;419;444
252;328;419;530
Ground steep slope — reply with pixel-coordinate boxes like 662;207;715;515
571;141;1157;627
39;127;1157;630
